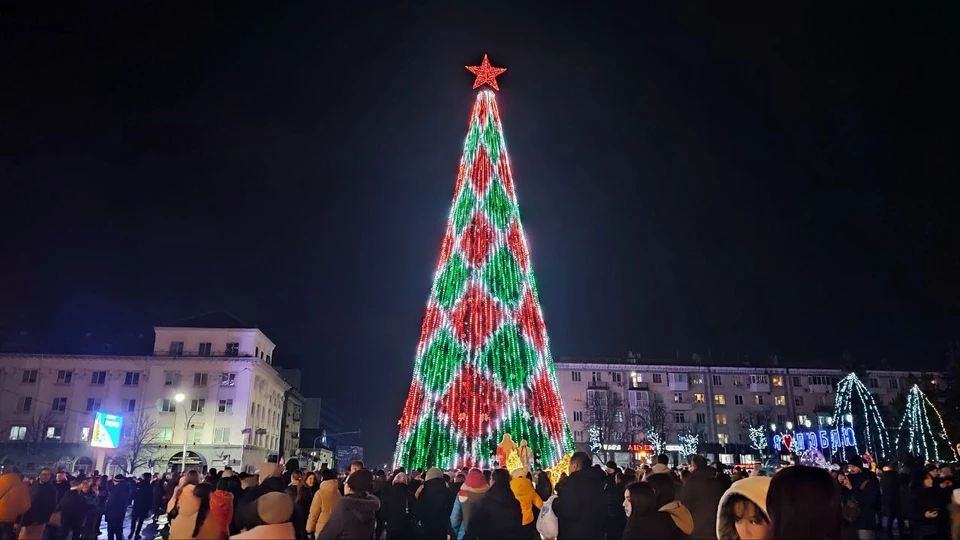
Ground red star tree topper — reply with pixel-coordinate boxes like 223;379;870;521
466;54;507;91
393;58;573;470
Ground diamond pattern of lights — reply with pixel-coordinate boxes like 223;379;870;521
394;89;573;470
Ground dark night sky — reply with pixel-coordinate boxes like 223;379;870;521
1;3;957;464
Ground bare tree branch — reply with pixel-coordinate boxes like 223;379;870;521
108;410;160;475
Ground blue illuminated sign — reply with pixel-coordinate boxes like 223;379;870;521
771;426;856;453
90;412;123;449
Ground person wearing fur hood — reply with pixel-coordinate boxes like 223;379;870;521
450;469;489;540
715;476;771;540
168;483;222;540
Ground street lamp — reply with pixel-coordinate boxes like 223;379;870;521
785;422;794;430
174;393;196;473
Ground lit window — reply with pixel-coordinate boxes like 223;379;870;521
774;396;786;407
9;426;27;441
715;413;727;425
754;395;764;406
714;394;726;406
631;372;643;386
694;393;705;403
717;433;729;445
80;427;90;441
771;376;783;387
221;373;237;386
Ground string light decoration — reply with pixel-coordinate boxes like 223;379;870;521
645;431;665;456
895;384;956;463
588;425;602;457
465;54;507;91
393;69;573;470
799;447;839;471
505;449;523;473
749;427;768;453
678;432;700;457
547;452;572;487
833;373;891;460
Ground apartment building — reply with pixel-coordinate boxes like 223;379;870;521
0;312;290;474
554;356;941;465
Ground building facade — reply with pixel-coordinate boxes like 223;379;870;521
0;314;290;475
554;357;943;465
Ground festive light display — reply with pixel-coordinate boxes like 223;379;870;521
896;385;956;463
645;431;665;456
393;72;573;470
833;373;891;460
547;453;572;487
771;427;857;453
799;447;839;471
749;427;768;452
588;425;602;457
678;432;700;457
505;449;523;472
465;54;507;91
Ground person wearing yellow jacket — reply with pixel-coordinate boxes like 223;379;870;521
0;471;30;539
509;467;543;538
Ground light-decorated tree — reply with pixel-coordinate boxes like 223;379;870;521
896;384;956;463
834;373;891;460
394;55;573;470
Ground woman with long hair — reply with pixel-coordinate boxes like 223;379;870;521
766;466;842;539
169;482;222;539
534;471;553;502
627;476;693;539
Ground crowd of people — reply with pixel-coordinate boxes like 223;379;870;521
0;451;956;540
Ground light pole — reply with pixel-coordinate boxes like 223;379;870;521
174;393;197;473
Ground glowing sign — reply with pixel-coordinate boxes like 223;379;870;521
90;412;123;449
771;426;856;453
627;443;654;453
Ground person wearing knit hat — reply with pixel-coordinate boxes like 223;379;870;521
716;476;771;540
232;492;296;539
451;469;489;540
317;470;380;540
414;467;455;539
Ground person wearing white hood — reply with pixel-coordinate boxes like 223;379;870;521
715;476;772;540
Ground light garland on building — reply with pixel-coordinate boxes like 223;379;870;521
896;384;956;463
646;431;665;456
833;373;891;460
588;425;602;457
393;60;572;470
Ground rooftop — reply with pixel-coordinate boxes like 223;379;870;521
159;309;255;329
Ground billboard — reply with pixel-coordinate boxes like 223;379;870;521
91;412;123;449
336;446;363;472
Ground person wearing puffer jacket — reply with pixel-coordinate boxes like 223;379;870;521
715;476;771;540
450;469;489;540
210;479;235;540
509;467;543;538
169;483;222;540
0;470;30;539
306;469;341;537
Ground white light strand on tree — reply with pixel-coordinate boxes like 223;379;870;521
588;425;602;456
833;373;891;459
678;432;699;456
646;431;665;455
749;427;768;452
896;384;956;463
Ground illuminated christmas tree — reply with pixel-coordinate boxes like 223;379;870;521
833;373;891;460
394;55;573;470
896;385;956;463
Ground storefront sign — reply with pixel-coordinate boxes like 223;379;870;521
771;426;856;453
627;443;654;453
665;444;683;452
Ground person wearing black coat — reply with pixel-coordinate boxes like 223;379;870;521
677;455;724;539
104;475;132;540
57;480;87;540
843;456;881;537
552;452;607;540
880;464;903;538
604;471;627;540
413;472;454;540
234;463;288;531
381;475;417;539
130;473;153;539
464;469;522;540
22;469;58;532
318;470;380;540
